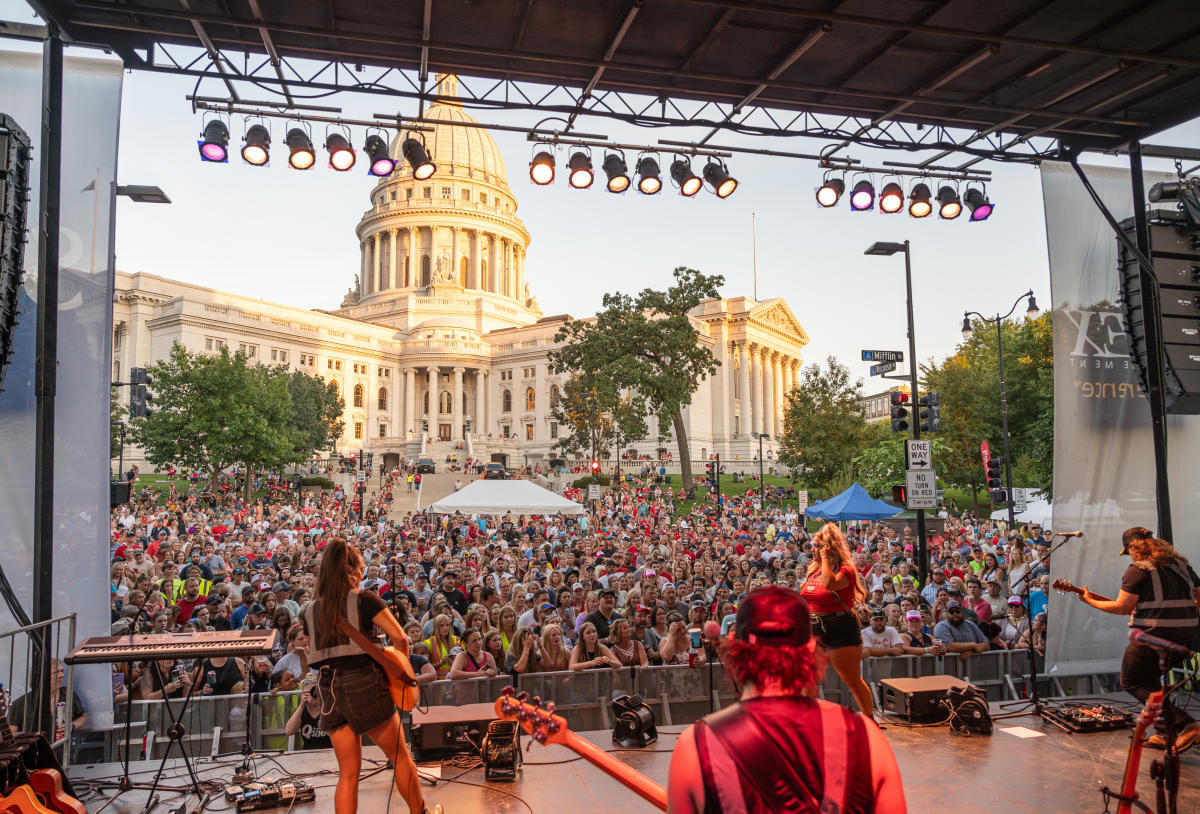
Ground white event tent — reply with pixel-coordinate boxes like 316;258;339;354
428;479;584;515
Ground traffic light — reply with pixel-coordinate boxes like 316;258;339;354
891;484;907;503
130;367;153;417
889;392;910;432
590;459;600;477
919;392;941;432
986;457;1006;502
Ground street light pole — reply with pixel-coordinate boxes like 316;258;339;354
757;432;766;508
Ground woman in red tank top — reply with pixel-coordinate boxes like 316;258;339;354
800;523;874;718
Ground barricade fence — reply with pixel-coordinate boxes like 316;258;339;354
0;614;77;759
97;650;1068;764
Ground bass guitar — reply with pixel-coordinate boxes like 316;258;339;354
1051;579;1112;603
1103;690;1161;814
494;688;668;811
0;689;86;814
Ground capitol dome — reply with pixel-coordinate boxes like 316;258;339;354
388;75;507;186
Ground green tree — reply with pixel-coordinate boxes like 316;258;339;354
110;388;127;464
550;374;647;460
778;355;869;489
549;267;723;485
854;431;949;499
282;369;345;463
129;343;294;490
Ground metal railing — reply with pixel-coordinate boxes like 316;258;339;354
95;649;1074;763
0;614;77;761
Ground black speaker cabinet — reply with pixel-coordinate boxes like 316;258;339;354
880;675;971;719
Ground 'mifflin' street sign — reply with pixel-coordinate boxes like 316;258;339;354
862;350;905;362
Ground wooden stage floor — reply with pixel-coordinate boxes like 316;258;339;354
69;695;1200;814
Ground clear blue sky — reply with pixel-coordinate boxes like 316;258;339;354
5;0;1199;386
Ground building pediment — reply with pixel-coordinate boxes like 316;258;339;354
749;299;809;346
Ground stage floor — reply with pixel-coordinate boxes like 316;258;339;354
68;694;1200;813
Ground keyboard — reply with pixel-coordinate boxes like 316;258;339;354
65;629;276;664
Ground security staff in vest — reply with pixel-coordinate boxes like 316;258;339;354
667;586;905;813
301;537;442;814
1079;527;1200;752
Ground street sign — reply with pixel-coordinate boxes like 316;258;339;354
587;484;604;501
906;439;932;470
870;361;896;376
1013;487;1028;513
862;350;905;362
356;470;367;483
905;469;938;509
797;489;809;513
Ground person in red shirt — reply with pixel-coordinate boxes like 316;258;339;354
800;522;874;717
176;576;208;623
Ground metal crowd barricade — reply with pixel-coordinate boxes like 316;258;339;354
0;614;77;762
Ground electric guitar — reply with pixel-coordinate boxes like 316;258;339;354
1051;579;1113;603
494;688;668;811
337;621;419;712
1111;690;1162;814
0;690;85;814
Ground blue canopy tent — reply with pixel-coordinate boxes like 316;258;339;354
803;483;902;522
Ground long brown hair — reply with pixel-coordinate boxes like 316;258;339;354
806;522;866;605
1124;529;1190;570
314;537;361;649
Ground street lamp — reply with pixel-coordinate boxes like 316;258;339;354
961;290;1040;528
864;240;929;587
756;432;768;506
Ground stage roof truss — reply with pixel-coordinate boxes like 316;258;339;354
14;0;1200;168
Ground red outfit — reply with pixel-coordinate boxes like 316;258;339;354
800;563;857;614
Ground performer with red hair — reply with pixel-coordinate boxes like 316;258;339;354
667;585;905;813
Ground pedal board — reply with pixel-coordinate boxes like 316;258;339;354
225;779;317;811
1041;703;1134;733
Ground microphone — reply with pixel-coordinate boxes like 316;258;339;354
703;620;722;643
1129;628;1194;658
1057;531;1085;537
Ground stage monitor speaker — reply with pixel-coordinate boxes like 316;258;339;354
410;701;497;758
110;481;131;509
0;114;32;393
1119;211;1200;414
879;675;971;720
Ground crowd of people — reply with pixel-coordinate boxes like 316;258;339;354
104;461;1054;747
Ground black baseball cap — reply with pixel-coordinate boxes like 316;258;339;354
733;586;811;647
1121;526;1153;555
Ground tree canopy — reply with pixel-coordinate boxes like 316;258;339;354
548;266;723;485
281;368;346;462
550;374;647;460
778;355;869;488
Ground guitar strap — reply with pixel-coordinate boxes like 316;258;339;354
337;618;417;688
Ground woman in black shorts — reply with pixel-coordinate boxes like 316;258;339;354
799;523;874;718
302;537;440;814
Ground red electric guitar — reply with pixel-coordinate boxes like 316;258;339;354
1108;690;1162;814
494;689;668;811
0;689;86;814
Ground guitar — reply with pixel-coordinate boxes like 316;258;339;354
1051;579;1112;603
494;688;668;811
0;690;85;814
337;621;419;711
1113;690;1162;814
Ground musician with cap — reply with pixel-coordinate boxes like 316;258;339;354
1077;526;1200;752
666;585;905;813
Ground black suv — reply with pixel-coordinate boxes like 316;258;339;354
482;463;507;480
415;458;436;473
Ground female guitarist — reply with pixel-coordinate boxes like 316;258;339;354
301;537;440;814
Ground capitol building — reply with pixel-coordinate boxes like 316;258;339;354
113;77;810;469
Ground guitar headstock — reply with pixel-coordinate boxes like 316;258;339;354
495;687;569;746
1051;579;1079;595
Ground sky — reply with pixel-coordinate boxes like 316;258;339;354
4;1;1200;389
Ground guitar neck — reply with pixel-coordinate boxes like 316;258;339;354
561;730;668;811
1061;585;1113;603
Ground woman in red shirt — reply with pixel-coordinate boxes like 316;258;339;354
800;522;874;717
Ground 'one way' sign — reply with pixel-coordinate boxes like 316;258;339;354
906;439;932;470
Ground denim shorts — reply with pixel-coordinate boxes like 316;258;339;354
811;611;862;651
317;663;395;735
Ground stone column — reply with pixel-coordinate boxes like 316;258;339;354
452;367;465;440
515;246;524;304
761;349;774;439
471;230;482;290
750;344;763;437
779;356;792;428
359;239;368;297
426;366;439;434
475;370;487;436
406;227;419;287
372;232;382;293
737;342;751;438
769;352;782;438
451;228;461;287
387;229;397;290
404;368;416;438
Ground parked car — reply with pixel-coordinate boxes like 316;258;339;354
482;463;507;480
415;458;436;473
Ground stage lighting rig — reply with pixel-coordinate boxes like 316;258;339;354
908;182;932;218
1149;177;1200;225
602;152;630;193
816;176;845;207
402;136;436;180
198;118;229;162
671;158;703;197
285;127;315;170
879;181;904;214
325;132;356;171
567;151;594;189
850;179;875;211
363;133;395;176
529;148;555;185
964;186;993;221
703;160;738;198
240;123;270;166
636;155;661;194
937;185;962;219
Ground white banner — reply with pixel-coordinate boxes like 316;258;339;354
0;49;123;727
1041;161;1200;677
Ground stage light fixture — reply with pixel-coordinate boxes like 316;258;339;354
363;134;395;176
879;182;904;213
402;137;436;180
567;151;594;189
602;153;630;193
850;179;875;211
964;187;994;221
816;177;845;207
240;124;270;166
325;133;356;171
636;156;661;194
908;183;932;218
611;695;658;748
671;159;702;197
198;119;229;162
937;185;962;219
285;128;315;170
703;161;738;198
529;149;555;185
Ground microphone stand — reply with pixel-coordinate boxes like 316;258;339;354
993;531;1079;719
